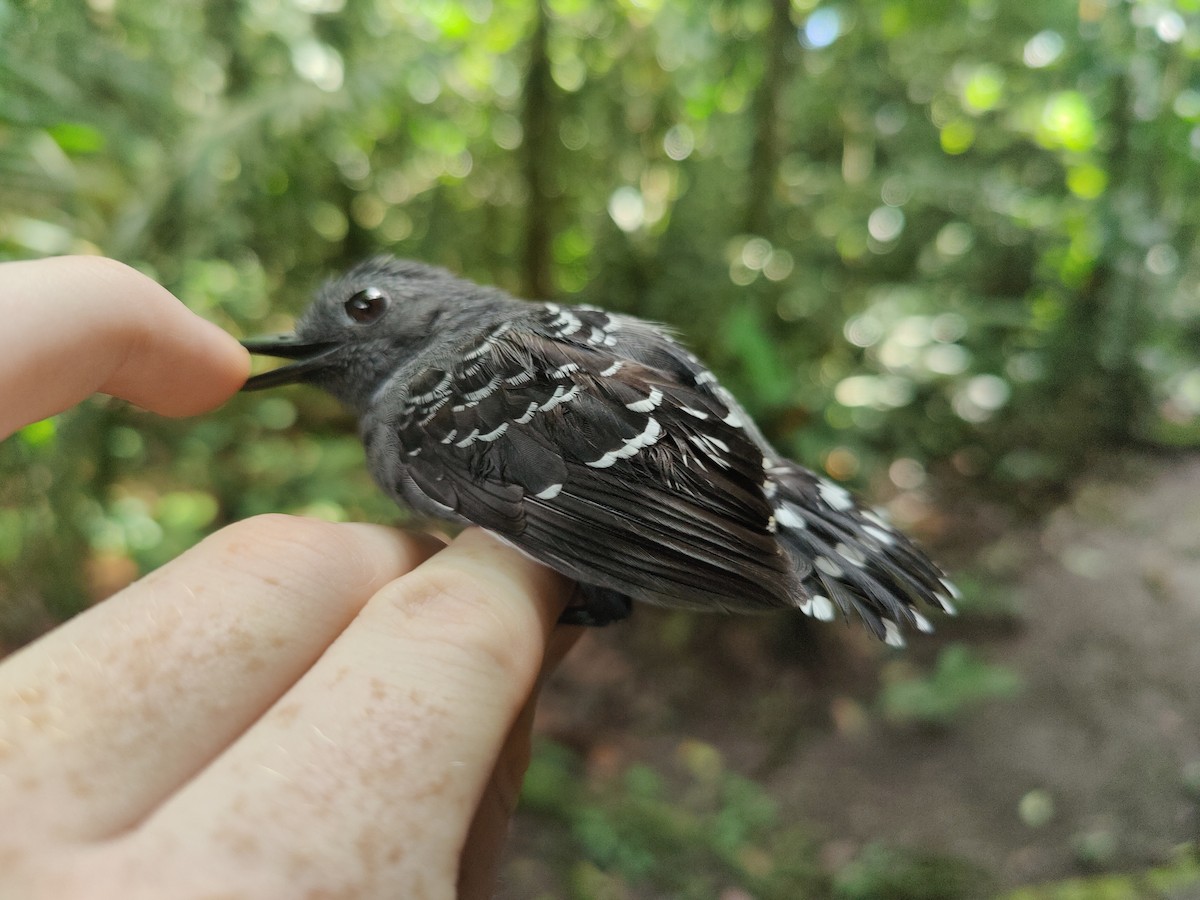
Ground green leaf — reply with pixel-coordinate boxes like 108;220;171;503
47;121;106;154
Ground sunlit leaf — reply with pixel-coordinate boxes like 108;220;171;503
1066;162;1107;199
1037;90;1097;152
47;121;106;154
961;64;1004;114
939;119;976;154
17;419;56;448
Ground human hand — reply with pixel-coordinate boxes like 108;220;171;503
0;256;577;898
0;255;249;441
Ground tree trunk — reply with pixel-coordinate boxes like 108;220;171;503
520;0;555;299
744;0;793;236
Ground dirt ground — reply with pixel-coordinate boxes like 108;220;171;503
515;452;1200;890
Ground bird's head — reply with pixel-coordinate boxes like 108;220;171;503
241;257;489;411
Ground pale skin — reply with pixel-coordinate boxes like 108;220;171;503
0;256;578;899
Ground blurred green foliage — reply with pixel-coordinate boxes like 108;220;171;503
519;737;992;898
520;737;825;898
877;643;1023;727
1000;844;1200;900
518;735;1198;897
833;843;992;900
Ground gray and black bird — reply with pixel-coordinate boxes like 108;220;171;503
242;257;957;643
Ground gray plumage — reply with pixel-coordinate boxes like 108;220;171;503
242;257;957;641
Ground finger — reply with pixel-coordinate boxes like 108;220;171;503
0;256;249;439
458;687;540;900
458;625;582;899
0;516;442;843
129;529;572;899
542;622;585;675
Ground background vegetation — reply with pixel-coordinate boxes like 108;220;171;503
3;0;1200;896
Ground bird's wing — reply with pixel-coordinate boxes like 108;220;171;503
551;304;785;456
368;307;801;612
561;309;955;643
523;305;956;641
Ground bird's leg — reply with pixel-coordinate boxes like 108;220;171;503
558;584;633;627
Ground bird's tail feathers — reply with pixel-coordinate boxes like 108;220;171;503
766;461;957;646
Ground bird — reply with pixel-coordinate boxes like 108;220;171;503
241;256;957;644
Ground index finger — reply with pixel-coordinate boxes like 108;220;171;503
0;256;249;439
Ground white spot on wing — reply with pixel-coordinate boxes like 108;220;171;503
539;384;580;412
455;428;480;447
883;620;906;648
687;434;730;464
478;422;509;442
708;435;730;452
863;509;891;528
534;483;563;500
912;610;935;633
550;310;582;335
440;428;458;445
863;524;896;546
514;401;539;424
586;417;663;468
537;386;564;410
504;368;534;386
414;373;451;404
680;406;709;419
463;322;512;360
417;395;450;427
811;595;835;621
815;556;844;579
835;542;867;567
775;505;807;529
599;360;624;377
818;479;855;511
464;375;502;403
625;387;663;413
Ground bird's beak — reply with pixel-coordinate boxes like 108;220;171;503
240;334;340;391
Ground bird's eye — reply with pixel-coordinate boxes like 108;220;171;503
344;287;388;324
